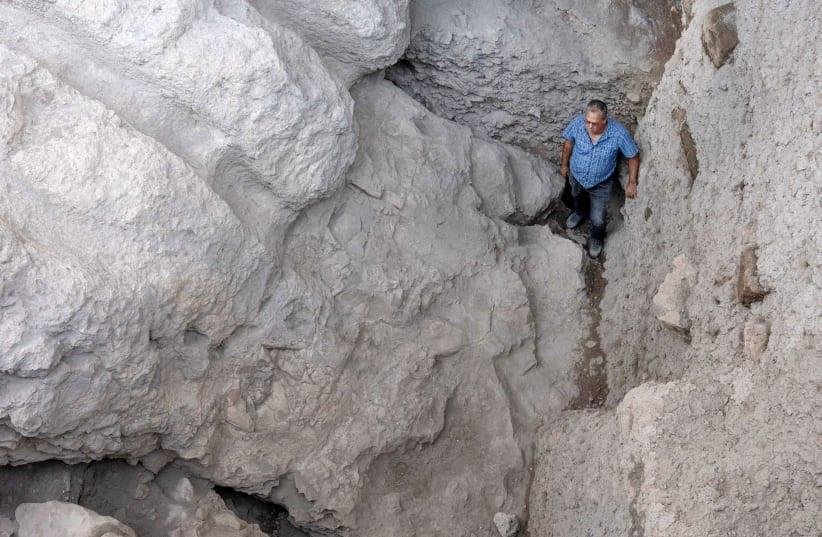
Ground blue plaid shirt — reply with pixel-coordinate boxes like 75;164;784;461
562;115;639;188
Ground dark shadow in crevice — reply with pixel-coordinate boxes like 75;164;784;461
215;487;309;537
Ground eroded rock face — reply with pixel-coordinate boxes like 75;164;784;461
531;378;820;536
532;0;821;535
0;4;585;535
248;0;411;85
387;0;683;158
0;0;357;243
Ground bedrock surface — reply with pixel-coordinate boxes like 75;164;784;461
0;3;587;534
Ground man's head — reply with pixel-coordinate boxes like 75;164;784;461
584;100;608;136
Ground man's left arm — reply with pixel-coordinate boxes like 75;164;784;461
626;155;640;199
620;129;641;199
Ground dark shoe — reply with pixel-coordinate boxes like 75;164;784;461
565;212;585;230
587;238;603;258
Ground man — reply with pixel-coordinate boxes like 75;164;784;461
560;100;640;258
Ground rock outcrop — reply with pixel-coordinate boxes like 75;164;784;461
0;2;585;535
387;0;683;158
530;0;821;535
248;0;411;85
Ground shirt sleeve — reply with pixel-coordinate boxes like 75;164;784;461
619;128;640;158
562;117;579;141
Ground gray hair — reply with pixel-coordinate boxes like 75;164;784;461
586;100;608;118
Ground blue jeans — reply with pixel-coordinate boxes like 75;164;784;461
570;175;612;241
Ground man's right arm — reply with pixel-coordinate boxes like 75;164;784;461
560;140;573;178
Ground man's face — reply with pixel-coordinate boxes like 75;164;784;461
585;111;607;136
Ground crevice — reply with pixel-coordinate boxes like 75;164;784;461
215;487;309;537
570;257;610;408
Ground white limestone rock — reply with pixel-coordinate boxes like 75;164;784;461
185;76;586;536
492;512;518;537
470;137;564;224
249;0;411;85
15;501;137;537
651;255;698;333
742;317;770;361
0;39;584;537
387;0;683;158
0;44;267;454
0;0;357;241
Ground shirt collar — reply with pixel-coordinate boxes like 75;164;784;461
599;119;613;141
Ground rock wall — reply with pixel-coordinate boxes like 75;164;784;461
0;2;589;535
387;0;683;159
529;0;821;535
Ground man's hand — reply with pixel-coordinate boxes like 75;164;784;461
560;165;569;179
625;181;637;199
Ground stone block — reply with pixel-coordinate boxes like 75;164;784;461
736;247;768;306
702;3;739;68
652;255;698;334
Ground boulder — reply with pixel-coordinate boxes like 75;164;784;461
492;512;518;537
0;34;583;537
15;501;136;537
0;0;357;241
651;255;698;334
249;0;411;84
